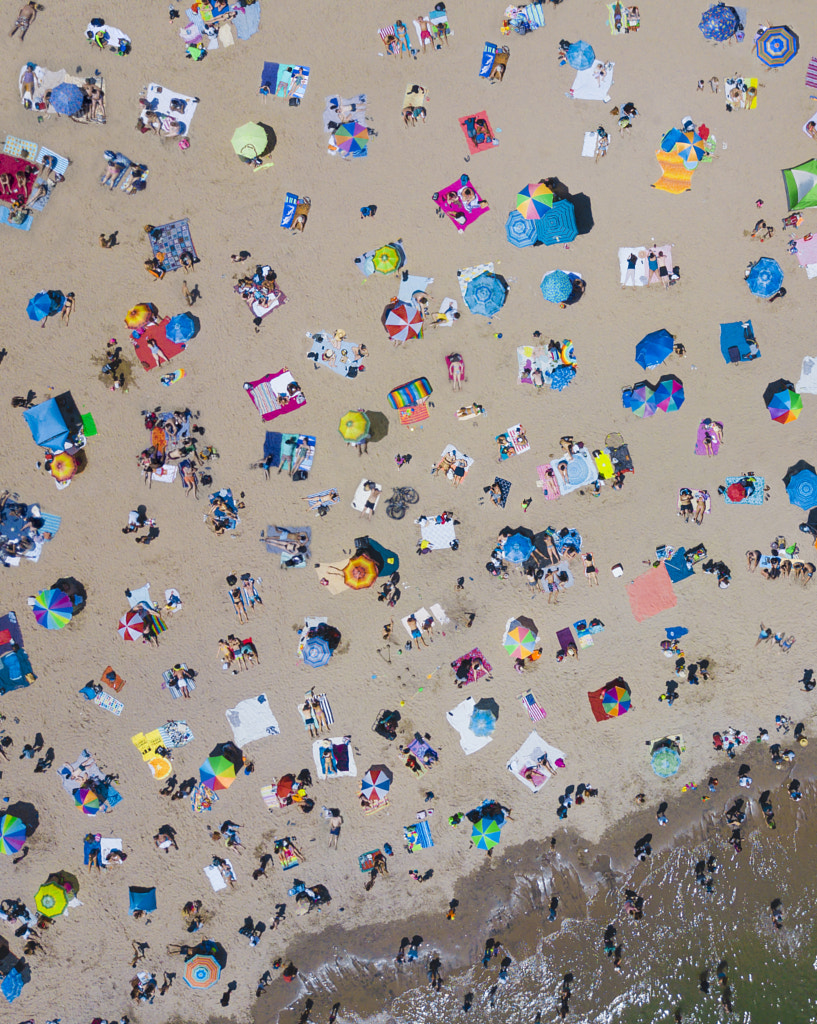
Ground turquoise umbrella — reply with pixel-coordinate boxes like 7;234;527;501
540;270;572;303
471;817;502;850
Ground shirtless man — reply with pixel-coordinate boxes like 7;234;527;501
417;15;434;52
10;2;37;40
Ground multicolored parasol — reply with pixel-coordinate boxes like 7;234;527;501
32;589;73;630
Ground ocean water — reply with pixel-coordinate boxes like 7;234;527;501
254;790;817;1024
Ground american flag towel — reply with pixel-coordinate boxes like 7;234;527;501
806;57;817;89
518;689;546;721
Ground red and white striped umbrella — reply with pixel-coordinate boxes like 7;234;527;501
383;301;423;344
118;609;145;641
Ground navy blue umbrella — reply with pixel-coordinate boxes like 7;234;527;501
746;257;783;297
536;200;578;245
463;272;508;317
505;210;537;248
50;83;85;116
698;4;739;42
635;329;674;369
540;270;572;303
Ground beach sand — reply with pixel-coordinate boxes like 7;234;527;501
1;2;816;1022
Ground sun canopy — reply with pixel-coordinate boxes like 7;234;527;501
782;158;817;211
23;393;82;450
128;886;157;913
635;329;674;369
567;41;595;70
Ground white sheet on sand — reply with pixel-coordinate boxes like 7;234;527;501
797;356;817;394
435;297;458;326
313;737;357;779
141;83;199;135
298;615;327;659
401;607;432;638
126;583;155;610
100;838;123;865
151;464;178;483
507;731;566;793
351;478;382;513
203;859;235;892
85;22;131;48
447;696;493;755
582;131;598;158
398;274;434;306
418;515;457;551
570;61;614;102
618;244;674;287
225;694;280;747
430;602;449;625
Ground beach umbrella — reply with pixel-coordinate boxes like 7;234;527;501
676;129;706;168
698;4;739;42
0;814;26;855
540;270;572;303
50;82;84;116
32;588;73;630
338;410;371;443
784;465;817;509
372;244;403;275
635;329;674;369
124;303;157;329
765;385;803;424
165;313;196;343
653;375;685;412
49;452;77;482
726;481;747;502
502;532;534;564
536;200;578;245
342;552;379;590
184;954;221;989
651;744;681;778
601;682;631;717
471;817;502;850
746;257;784;297
626;381;658;418
26;290;65;321
35;881;69;917
118;609;145;641
567;40;595;70
361;766;392;802
333;121;369;157
303;635;332;668
463;272;508;318
516;182;554;219
383;300;423;343
230;122;271;159
503;616;538;658
755;26;798;68
76;787;101;814
782;158;817;212
200;754;238;791
505;210;538;248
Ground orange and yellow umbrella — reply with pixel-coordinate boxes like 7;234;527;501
50;452;77;482
125;303;157;329
342;552;379;590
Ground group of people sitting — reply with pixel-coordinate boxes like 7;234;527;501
0;491;54;566
217;635;259;671
747;543;815;585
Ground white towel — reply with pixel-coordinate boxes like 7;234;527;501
225;694;280;746
447;697;493;755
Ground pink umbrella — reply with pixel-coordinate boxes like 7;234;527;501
118;610;145;641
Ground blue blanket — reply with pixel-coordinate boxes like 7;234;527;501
234;1;261;40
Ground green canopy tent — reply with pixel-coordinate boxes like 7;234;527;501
782;158;817;211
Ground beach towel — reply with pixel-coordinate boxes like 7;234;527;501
508;732;565;792
402;607;433;640
305;489;340;513
203;861;232;892
276;838;300;870
459;112;498;154
359;849;382;872
140;84;198;137
725;77;757;111
93;691;123;715
495;424;530;460
0;612;25;655
322;93;367;132
0;206;32;231
233;1;260;39
664;548;696;584
570;61;615;101
627;564;677;622
134;317;186;371
126;582;155;610
245;370;306;421
723;476;765;505
556;626;576;654
260;784;277;811
537;465;561;500
99;838;123;866
402;84;428;116
404;821;434;851
607;3;639;33
281;191;298;228
797;356;817;394
435;179;489;232
549;449;599;495
518;689;546;722
491;477;511;508
306;330;364;379
149;219;198;273
351;479;383;514
652;150;694;193
85;21;131;51
313;737;357;779
451;648;492;687
226;694;280;746
3;134;37;160
151;464;178;484
447;696;494;754
573;620;594;648
479;41;497;77
418;514;457;551
433;444;474;485
235;277;287;319
191;781;218;813
581;130;599;158
807;58;817;89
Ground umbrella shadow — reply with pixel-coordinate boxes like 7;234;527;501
364;411;390;444
784;459;817;487
51;577;87;614
567;192;594;236
6;801;39;837
474;696;499;720
258;123;277;156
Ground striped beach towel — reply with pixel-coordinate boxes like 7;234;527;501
806;57;817;89
404;821;434;850
315;692;334;726
94;691;124;716
260;784;277;811
518;689;546;722
39;512;61;537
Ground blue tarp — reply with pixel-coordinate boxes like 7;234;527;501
0;647;33;696
22;398;71;449
128;886;157;913
719;320;758;363
664;548;696;584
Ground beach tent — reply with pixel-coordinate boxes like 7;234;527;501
782;158;817;211
128;886;157;914
635;329;674;369
23;392;82;450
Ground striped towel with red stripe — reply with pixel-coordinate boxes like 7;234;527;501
806;57;817;88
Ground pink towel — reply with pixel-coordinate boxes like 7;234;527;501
537;464;561;500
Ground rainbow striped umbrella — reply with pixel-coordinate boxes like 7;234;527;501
516;182;554;219
76;787;102;814
184;953;221;989
766;386;803;424
601;682;631;717
200;754;238;791
32;589;73;630
0;814;26;855
333;121;369;157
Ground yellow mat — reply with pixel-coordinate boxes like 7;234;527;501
651;149;694;194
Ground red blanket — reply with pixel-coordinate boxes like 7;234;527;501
0;154;37;205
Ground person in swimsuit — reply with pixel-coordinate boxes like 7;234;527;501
489;47;509;81
679;488;693;521
360;481;380;518
417;15;433;52
647;250;659;284
10;2;37;40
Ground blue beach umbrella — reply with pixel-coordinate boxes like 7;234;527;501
536;200;578;245
50;82;85;116
698;4;739;42
651;744;681;778
540;270;572;303
502;532;534;564
635;329;674;369
755;26;798;68
746;257;783;298
505;210;538;248
784;465;817;510
653;374;685;413
463;272;508;317
303;635;332;668
626;381;658;418
567;41;595;70
27;290;65;321
165;313;196;343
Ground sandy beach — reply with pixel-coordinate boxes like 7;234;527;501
1;1;817;1022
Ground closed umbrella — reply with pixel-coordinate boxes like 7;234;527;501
535;200;578;245
27;290;65;321
0;814;26;855
230;122;272;159
516;182;554;219
360;766;392;802
118;609;145;641
184;954;221;989
540;270;572;303
165;313;196;343
635;329;674;369
766;386;803;424
567;41;595;70
32;589;73;630
338;410;371;443
755;26;798;68
698;4;739;42
651;743;681;777
784;465;817;509
505;210;538;247
746;257;783;297
463;272;508;317
50;82;85;116
383;300;423;343
303;635;332;667
653;375;685;412
471;817;502;850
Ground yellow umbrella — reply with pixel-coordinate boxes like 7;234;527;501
338;410;371;443
50;452;77;482
342;552;379;590
35;881;69;917
125;303;157;329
